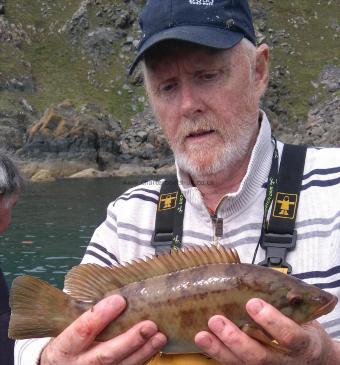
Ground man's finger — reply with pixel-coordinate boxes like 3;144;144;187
52;294;126;355
120;333;167;365
246;298;310;352
85;321;166;365
195;329;239;364
199;316;270;364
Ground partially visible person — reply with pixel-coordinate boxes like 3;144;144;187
0;152;24;365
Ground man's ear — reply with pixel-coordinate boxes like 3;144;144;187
255;44;270;97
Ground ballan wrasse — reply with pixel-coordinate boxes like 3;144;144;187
9;245;338;354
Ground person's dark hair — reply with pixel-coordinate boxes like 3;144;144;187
0;151;25;202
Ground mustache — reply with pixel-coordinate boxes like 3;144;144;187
175;118;219;140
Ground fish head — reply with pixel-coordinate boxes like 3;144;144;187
279;280;338;323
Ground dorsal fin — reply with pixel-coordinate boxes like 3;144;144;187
64;244;241;302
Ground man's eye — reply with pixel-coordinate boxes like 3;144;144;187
201;72;218;81
161;82;176;92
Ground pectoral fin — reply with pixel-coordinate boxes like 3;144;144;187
242;324;290;354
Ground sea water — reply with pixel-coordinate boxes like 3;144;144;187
0;176;155;288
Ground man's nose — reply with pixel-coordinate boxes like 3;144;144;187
179;82;204;118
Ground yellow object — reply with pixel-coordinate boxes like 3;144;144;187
272;267;289;274
158;192;178;210
273;192;297;219
147;353;221;364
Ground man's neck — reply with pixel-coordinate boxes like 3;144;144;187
191;149;253;213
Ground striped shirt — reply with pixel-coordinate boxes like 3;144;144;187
15;113;340;364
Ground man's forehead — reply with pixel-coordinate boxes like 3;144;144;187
144;40;230;70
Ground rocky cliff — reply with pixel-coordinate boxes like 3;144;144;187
0;0;339;179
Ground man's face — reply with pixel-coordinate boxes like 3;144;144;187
144;41;267;177
0;193;18;234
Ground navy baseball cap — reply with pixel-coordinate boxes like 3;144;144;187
129;0;256;75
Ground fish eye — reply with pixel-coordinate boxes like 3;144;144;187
289;296;304;306
287;290;305;307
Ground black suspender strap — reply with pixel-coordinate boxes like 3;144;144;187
258;144;307;274
152;176;186;254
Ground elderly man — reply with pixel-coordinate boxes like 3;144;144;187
0;152;24;365
16;0;340;364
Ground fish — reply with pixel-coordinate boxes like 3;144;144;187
9;245;338;354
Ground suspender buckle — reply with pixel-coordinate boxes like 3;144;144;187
258;230;297;274
152;232;173;254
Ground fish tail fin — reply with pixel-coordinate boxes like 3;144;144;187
9;275;70;339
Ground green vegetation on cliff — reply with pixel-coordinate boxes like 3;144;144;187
265;0;339;118
2;0;144;125
1;0;339;126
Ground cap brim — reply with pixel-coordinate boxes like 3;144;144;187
128;25;244;75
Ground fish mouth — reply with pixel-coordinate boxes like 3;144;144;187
310;295;338;320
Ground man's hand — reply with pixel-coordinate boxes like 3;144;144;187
40;295;167;365
195;298;339;365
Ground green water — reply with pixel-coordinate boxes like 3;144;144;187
0;176;154;289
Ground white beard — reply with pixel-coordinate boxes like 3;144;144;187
171;109;259;178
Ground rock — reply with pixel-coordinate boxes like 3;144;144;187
308;94;320;106
135;130;148;142
31;169;56;182
99;4;136;30
58;99;74;109
0;75;35;92
20;98;34;113
303;95;340;146
0;16;31;45
255;30;266;43
17;101;122;171
113;164;155;177
318;65;340;93
79;102;100;114
119;153;134;162
156;165;176;175
118;103;173;164
68;168;111;179
326;82;339;93
62;0;138;66
20;159;100;179
64;0;90;43
330;20;340;32
115;10;133;29
83;27;117;63
0;111;29;150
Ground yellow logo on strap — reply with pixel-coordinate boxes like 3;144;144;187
273;192;297;220
158;192;178;211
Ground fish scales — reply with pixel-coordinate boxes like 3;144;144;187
99;263;249;353
8;245;338;354
96;263;323;353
